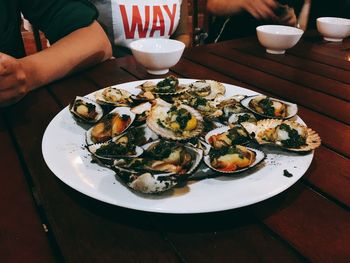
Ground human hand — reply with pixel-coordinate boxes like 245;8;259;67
0;53;29;107
242;0;279;20
275;4;297;27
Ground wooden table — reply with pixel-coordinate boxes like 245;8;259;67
1;33;349;263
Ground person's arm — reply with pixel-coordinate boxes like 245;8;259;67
207;0;278;20
171;0;191;47
0;21;112;106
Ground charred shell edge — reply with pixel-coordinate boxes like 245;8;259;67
203;146;266;174
113;166;178;194
87;142;143;160
240;95;298;120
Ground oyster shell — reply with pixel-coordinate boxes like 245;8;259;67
228;113;257;125
205;125;251;149
190;80;226;100
69;96;103;123
147;99;203;141
131;102;152;123
88;124;157;160
95;87;132;106
141;139;203;174
114;166;178;194
86;107;135;144
241;95;298;119
215;95;248;120
178;95;223;119
204;145;265;174
241;119;321;151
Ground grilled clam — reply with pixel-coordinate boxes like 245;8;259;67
215;95;247;120
241;119;321;151
241;95;297;119
204;145;265;174
190;80;226;100
114;166;179;194
228;113;257;125
69;96;103;123
88;124;157;160
205;125;251;149
141;139;203;174
95;87;132;106
178;95;223;118
147;99;203;141
86;107;135;144
131;102;152;123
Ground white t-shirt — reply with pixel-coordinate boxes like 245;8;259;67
110;0;182;47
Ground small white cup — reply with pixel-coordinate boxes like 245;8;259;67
317;17;350;42
130;38;185;75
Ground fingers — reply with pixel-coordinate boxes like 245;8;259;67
244;0;278;20
0;53;17;76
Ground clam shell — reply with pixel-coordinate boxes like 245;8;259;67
154;84;190;96
244;119;321;152
203;146;266;174
113;166;178;194
190;80;226;100
228;113;257;125
147;103;204;141
141;140;203;175
240;95;298;120
86;107;135;145
69;96;103;123
95;87;132;106
205;125;251;148
88;142;143;160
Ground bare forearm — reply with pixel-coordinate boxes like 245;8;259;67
20;21;112;90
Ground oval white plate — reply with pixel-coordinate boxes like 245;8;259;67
42;79;313;214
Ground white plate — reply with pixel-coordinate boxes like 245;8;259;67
42;79;313;214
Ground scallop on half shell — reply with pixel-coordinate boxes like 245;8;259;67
86;107;135;145
190;80;226;100
95;87;132;106
203;145;265;174
241;119;321;152
241;95;298;120
147;99;203;141
69;96;103;123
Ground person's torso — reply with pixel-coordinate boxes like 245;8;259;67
92;0;182;48
0;0;26;58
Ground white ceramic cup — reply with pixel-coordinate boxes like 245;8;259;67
129;38;185;75
256;25;304;54
317;17;350;42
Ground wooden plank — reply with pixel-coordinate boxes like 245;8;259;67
208;46;350;101
171;59;350;205
0;113;55;262
3;87;180;262
253;183;350;263
153;210;305;263
235;43;350;84
184;49;350;124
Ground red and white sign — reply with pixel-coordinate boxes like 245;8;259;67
111;0;182;47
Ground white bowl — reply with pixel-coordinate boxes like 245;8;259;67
256;25;304;54
317;17;350;42
129;38;185;75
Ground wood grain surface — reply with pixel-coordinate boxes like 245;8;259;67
1;33;349;262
